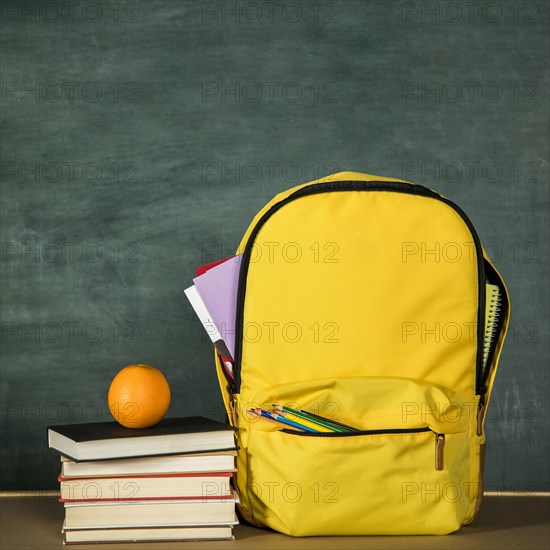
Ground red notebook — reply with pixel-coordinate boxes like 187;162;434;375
195;257;232;276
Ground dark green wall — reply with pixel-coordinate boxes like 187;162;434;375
1;0;548;490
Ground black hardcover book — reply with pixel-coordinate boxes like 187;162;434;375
48;417;236;462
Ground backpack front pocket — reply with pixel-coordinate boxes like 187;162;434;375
237;376;472;536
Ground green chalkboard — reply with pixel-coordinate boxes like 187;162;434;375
0;0;548;490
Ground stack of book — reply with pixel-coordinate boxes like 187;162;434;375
48;417;238;544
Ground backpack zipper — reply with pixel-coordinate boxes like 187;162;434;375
435;433;446;470
280;426;446;470
280;426;432;437
231;180;486;396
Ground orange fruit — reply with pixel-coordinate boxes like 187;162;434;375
108;364;171;429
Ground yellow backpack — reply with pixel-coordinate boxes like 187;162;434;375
215;171;510;535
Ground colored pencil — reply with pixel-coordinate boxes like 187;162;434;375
254;408;318;432
272;405;334;432
274;404;356;432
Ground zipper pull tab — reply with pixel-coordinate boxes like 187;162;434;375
435;434;445;471
227;382;238;427
477;394;486;436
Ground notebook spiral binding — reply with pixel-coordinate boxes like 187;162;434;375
483;286;502;368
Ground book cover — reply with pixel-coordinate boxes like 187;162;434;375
48;417;236;462
49;416;234;443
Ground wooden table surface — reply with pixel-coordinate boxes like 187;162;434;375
1;495;548;549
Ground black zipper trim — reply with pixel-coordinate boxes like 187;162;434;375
280;426;432;438
232;180;486;395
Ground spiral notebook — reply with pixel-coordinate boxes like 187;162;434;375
483;283;503;371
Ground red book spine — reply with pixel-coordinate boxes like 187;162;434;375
59;490;234;503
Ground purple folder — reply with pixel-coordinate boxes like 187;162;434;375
193;254;242;359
